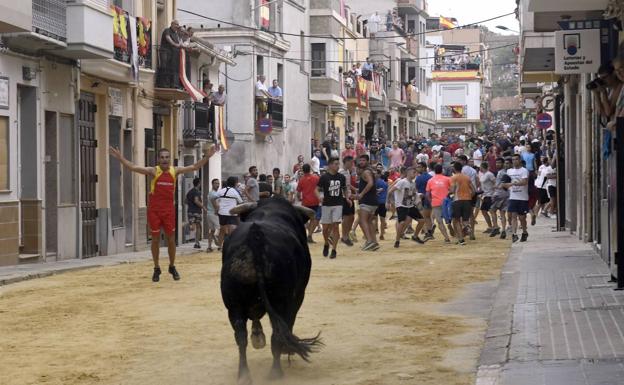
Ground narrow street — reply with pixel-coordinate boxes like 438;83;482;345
0;224;509;385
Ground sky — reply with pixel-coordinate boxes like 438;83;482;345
428;0;519;35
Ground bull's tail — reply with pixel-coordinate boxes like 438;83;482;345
247;223;323;362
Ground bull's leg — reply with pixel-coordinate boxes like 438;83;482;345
229;312;252;385
268;333;284;380
251;319;266;349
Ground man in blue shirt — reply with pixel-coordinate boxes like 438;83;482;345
268;79;283;99
415;162;434;241
380;142;391;170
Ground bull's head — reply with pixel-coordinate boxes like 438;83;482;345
229;202;316;224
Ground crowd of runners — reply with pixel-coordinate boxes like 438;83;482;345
183;123;559;260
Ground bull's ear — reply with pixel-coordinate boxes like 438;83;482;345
294;205;315;224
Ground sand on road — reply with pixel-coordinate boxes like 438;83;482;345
0;225;509;385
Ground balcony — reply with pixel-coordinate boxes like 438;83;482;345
255;98;283;135
432;70;480;81
1;0;67;53
310;77;346;106
182;102;216;143
397;0;426;13
441;105;467;119
61;0;113;59
0;0;31;33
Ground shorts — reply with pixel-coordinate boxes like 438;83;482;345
507;199;529;215
480;196;493;212
538;188;550;205
490;196;509;211
375;203;387;218
188;212;202;225
548;185;557;199
451;200;472;221
359;203;378;213
396;206;423;222
219;215;239;226
342;200;355;216
148;207;175;235
206;213;220;231
422;197;432;210
321;205;343;224
305;205;322;220
471;194;478;208
432;206;450;224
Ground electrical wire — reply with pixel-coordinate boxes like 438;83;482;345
234;43;518;63
177;8;516;41
219;71;254;82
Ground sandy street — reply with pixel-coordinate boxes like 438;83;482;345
0;225;509;385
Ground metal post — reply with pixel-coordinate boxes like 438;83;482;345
554;94;565;230
615;118;624;290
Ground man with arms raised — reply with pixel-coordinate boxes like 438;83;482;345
109;145;218;282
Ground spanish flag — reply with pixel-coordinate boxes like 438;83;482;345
439;16;457;30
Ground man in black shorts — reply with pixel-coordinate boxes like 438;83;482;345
356;154;379;251
186;177;206;249
450;162;475;245
339;156;357;246
387;167;424;248
318;158;349;259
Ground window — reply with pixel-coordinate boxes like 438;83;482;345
59;114;76;204
0;116;8;190
300;32;305;72
277;63;284;89
311;43;326;77
257;55;264;76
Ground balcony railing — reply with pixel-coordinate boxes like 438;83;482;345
182;102;215;142
441;105;467;119
32;0;66;41
255;98;283;133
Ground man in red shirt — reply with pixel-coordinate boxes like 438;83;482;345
297;163;321;243
292;154;304;175
426;164;452;243
109;145;217;282
355;135;367;157
341;142;357;160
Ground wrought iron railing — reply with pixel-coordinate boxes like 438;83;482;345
32;0;67;41
182;102;215;141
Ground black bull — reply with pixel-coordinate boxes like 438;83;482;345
221;197;323;384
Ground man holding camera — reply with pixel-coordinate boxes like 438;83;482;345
589;63;622;122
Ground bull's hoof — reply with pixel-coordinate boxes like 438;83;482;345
267;367;284;380
251;331;266;349
237;374;253;385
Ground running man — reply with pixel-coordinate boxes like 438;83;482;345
387;167;424;248
339;156;357;246
374;169;389;241
214;176;244;248
426;164;452;243
478;163;496;233
450;162;475;246
109;145;218;282
318;157;350;259
356;154;379;251
297;163;321;243
489;157;511;239
504;154;530;242
415;162;433;242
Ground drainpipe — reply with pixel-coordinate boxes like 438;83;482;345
584;79;593;242
74;63;82;259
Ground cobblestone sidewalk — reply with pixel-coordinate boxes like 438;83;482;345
476;219;624;385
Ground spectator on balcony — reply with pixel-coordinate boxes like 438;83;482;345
255;75;271;118
157;20;182;88
202;80;214;105
385;10;393;31
211;84;227;106
362;58;374;81
268;79;283;99
354;63;362;77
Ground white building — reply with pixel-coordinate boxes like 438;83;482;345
178;0;311;177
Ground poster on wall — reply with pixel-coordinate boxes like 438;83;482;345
0;77;8;109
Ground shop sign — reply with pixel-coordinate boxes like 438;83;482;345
555;29;600;74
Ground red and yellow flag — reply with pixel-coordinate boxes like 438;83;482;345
439;16;457;30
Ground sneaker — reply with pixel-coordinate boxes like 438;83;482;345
307;236;316;244
330;249;337;259
322;244;329;257
444;239;451;243
394;240;400;248
152;267;161;282
500;231;507;240
423;233;434;242
520;232;528;242
512;234;519;243
411;235;425;244
361;241;373;250
341;238;354;247
489;228;501;237
168;265;180;281
456;239;466;246
194;242;201;249
369;242;380;251
531;215;536;226
206;247;213;253
483;228;492;234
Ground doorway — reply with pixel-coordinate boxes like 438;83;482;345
44;111;58;258
123;130;133;245
79;92;97;258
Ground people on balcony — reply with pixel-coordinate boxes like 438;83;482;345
157;20;182;88
268;79;283;100
362;58;374;81
255;75;272;118
212;85;227;106
202;80;214;105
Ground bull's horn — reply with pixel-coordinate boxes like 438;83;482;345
294;205;316;219
230;202;257;215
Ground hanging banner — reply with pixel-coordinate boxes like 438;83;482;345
179;50;207;101
260;0;270;29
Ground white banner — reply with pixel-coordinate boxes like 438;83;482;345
555;29;601;74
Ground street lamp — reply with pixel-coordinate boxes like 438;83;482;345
496;25;519;33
